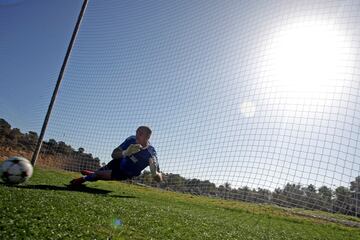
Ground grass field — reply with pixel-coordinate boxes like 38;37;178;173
1;168;360;240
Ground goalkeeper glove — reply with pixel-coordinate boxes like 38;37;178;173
153;172;163;182
122;144;143;157
149;157;162;182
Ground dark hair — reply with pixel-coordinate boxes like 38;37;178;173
137;126;152;136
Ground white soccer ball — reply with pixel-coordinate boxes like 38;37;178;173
0;156;33;184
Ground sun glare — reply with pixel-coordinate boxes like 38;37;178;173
240;101;256;118
263;20;353;108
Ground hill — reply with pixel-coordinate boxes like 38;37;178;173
0;118;100;170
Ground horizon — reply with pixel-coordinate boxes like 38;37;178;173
1;0;359;191
1;115;359;192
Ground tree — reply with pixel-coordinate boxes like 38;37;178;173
222;182;232;199
78;147;85;154
303;184;318;209
318;186;333;211
283;183;304;208
350;176;360;216
164;173;186;192
237;186;250;202
218;185;226;198
48;139;57;146
58;141;72;154
44;139;57;154
350;176;360;193
0;118;11;135
28;131;38;140
8;128;21;146
255;188;272;203
334;186;352;215
200;180;217;196
186;178;202;195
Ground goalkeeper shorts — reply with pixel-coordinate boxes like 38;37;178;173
106;159;132;180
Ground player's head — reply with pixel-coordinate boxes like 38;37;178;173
136;126;152;147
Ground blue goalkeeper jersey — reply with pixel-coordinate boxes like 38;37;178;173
118;136;159;177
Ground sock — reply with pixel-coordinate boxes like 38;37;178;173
84;173;97;182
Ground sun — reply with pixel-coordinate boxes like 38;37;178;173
263;20;353;108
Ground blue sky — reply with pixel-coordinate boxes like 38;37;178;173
1;0;360;189
0;0;83;130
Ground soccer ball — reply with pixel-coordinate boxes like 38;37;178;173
0;156;33;184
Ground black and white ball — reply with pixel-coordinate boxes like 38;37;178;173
0;156;33;184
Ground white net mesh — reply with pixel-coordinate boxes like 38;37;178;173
1;0;360;218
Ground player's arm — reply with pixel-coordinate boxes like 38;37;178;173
112;144;143;159
149;157;162;182
111;147;124;159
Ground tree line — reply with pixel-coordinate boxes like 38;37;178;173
1;117;359;217
134;171;360;217
0;118;100;170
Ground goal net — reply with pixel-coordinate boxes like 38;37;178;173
1;0;360;218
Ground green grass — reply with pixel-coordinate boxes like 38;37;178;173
1;168;360;240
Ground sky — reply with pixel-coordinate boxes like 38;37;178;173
1;0;360;190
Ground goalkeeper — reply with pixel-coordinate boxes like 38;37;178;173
69;126;163;186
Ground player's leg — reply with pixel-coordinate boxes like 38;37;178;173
80;170;95;176
80;159;116;176
70;160;117;185
108;159;131;180
91;169;112;180
70;169;112;186
69;159;133;186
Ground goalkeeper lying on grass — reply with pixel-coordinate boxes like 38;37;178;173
70;126;163;186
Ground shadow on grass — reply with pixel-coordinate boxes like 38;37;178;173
1;183;137;198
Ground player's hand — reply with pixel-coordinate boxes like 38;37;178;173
153;172;163;182
122;144;143;156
